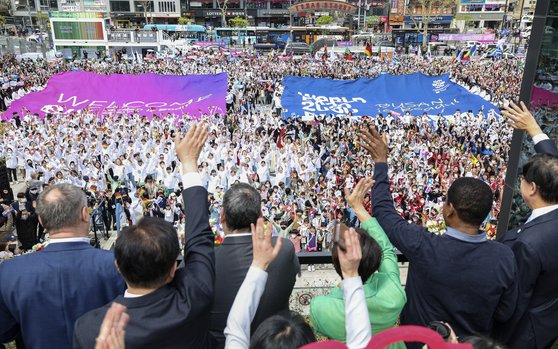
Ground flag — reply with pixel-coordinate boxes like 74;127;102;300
469;43;477;58
329;42;335;62
427;45;432;61
344;47;352;60
418;46;423;60
392;51;399;65
364;42;372;57
456;49;465;62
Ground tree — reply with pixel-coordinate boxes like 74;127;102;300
36;12;49;31
0;15;6;34
216;0;229;27
0;0;10;16
229;16;248;28
405;0;458;47
366;16;380;28
139;0;153;24
178;16;193;25
315;15;334;26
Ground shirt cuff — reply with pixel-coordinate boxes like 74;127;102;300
342;276;363;292
532;133;549;145
181;173;203;190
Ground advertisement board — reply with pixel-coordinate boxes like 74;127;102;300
53;21;104;40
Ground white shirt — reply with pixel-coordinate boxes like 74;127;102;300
224;269;371;349
526;204;558;224
48;237;91;244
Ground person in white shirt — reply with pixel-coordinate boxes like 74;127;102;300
225;218;371;349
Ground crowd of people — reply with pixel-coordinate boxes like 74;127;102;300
1;48;557;349
0;52;520;254
1;108;557;349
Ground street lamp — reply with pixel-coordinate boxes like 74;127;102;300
15;0;34;34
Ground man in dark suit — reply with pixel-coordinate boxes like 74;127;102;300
495;102;558;348
358;126;518;347
210;182;300;348
0;183;126;349
74;123;215;349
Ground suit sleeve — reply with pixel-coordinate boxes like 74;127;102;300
501;240;540;326
179;185;215;316
371;162;428;259
0;265;19;343
534;139;558;157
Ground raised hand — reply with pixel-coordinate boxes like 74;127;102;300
501;101;543;137
251;217;282;271
337;227;362;279
358;125;388;163
344;177;374;210
174;123;208;174
95;303;129;349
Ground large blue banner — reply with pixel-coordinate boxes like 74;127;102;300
281;73;499;119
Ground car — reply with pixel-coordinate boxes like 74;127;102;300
285;42;311;54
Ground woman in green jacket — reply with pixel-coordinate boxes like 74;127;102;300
310;178;407;349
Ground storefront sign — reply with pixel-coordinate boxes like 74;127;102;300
404;15;454;24
288;0;357;15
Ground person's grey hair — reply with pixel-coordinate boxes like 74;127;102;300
36;183;88;232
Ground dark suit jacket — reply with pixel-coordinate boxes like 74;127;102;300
209;234;300;348
372;162;518;346
534;138;558;157
494;137;558;349
74;186;216;349
0;241;125;349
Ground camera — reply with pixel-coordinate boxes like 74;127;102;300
427;321;451;340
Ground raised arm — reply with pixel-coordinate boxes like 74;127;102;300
345;178;400;281
358;126;428;258
338;227;371;349
502;101;558;156
174;123;216;312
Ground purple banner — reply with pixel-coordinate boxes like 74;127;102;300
194;41;226;48
336;41;353;47
438;33;495;42
3;71;227;117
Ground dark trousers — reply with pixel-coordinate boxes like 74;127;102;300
7;168;17;182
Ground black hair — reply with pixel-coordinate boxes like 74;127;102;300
446;177;493;227
250;311;316;349
114;217;179;289
462;336;505;349
332;227;382;282
522;154;558;204
223;183;261;231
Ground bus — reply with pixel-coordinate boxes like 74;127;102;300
252;28;290;50
214;27;253;45
289;26;352;44
143;24;207;43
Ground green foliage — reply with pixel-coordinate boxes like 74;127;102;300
36;12;49;30
366;16;380;27
178;16;193;25
315;15;333;26
228;16;248;28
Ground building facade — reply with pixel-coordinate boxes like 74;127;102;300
455;0;506;30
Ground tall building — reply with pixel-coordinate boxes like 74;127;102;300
455;0;506;30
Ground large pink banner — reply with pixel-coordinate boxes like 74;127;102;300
3;71;227;118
